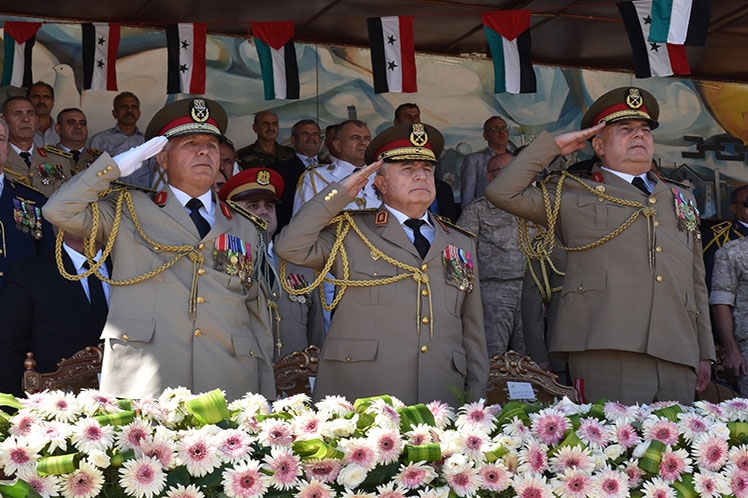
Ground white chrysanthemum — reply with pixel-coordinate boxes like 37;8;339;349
641;477;675;498
116;418;153;452
314;395;356;418
591;468;629;498
367;427;404;465
321;415;359;438
60;460;104;498
18;469;59;498
290;411;327;439
439;430;467;457
417;486;450;498
455;400;496;433
8;410;40;437
230;393;271;429
340;490;376;498
119;456;166;498
512;473;554;498
0;435;43;475
216;428;254;463
86;449;111;468
405;423;434;446
71;418;115;454
32;420;72;454
425;400;455;429
443;453;471;474
366;399;402;429
337;463;369;489
77;389;121;416
222;460;269;498
176;431;220;477
165;483;206;498
272;393;311;416
41;391;81;423
549;445;595;474
692;470;731;498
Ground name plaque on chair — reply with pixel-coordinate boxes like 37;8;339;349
507;381;537;401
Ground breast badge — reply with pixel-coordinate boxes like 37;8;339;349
672;188;699;233
36;164;67;186
13;197;43;239
213;233;254;286
285;273;313;305
442;244;474;293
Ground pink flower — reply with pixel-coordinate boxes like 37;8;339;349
623;460;644;488
615;423;641;449
676;413;710;443
553;469;593;498
302;459;341;483
71;419;114;454
296;479;333;498
478;463;511;492
456;400;496;433
342;440;378;470
395;461;437;488
60;461;104;498
140;438;175;469
658;448;692;482
177;433;220;477
592;468;629;498
264;448;302;490
222;460;268;498
576;418;612;448
217;429;254;463
518;442;549;474
165;483;206;498
426;401;454;428
258;419;294;447
693;470;731;498
9;413;38;437
18;470;58;498
603;402;638;423
117;419;152;451
462;430;490;461
376;482;409;498
512;474;553;498
0;436;40;476
725;399;748;421
643;418;680;446
729;467;748;498
291;412;325;439
444;465;481;497
531;408;571;446
694;435;729;472
368;428;403;465
641;476;675;498
549;445;594;474
405;424;433;446
118;456;166;498
693;401;725;420
730;445;748;471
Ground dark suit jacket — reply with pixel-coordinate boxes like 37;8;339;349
434;178;458;223
0;177;55;291
0;250;108;396
271;156;307;233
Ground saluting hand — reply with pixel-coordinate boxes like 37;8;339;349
113;136;169;177
553;122;606;155
341;160;383;198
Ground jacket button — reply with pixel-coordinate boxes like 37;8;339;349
249;350;254;357
345;356;351;362
197;268;206;275
648;197;656;204
420;345;428;353
196;296;205;304
656;275;663;282
194;329;202;337
122;334;129;341
421;289;429;296
422;317;430;324
198;243;205;250
421;264;427;271
654;221;660;227
655;246;662;253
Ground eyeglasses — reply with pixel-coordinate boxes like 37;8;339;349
486;125;509;133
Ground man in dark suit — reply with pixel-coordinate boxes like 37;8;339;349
0;232;110;397
273;119;322;232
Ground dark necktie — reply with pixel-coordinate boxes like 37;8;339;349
632;176;650;195
83;261;108;326
404;218;430;259
19;151;31;167
71;149;81;163
186;198;211;238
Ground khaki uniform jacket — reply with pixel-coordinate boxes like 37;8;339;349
6;146;75;198
43;152;275;401
485;132;714;369
274;183;488;407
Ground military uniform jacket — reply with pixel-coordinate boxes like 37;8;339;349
72;148;104;174
710;237;748;342
485;132;714;369
274;183;488;407
5;146;75;198
293;159;380;214
43;152;276;401
0;177;55;288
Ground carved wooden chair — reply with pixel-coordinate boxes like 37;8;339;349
486;350;579;405
23;345;104;394
274;345;320;398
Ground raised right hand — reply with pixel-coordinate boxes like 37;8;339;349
113;136;169;177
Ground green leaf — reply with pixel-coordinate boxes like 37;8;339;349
0;479;44;498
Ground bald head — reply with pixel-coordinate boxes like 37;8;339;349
486;152;514;182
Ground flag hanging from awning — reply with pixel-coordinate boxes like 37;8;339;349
252;22;299;100
166;23;207;95
82;23;120;91
648;0;711;46
1;22;42;88
618;0;690;78
366;16;417;94
481;10;536;94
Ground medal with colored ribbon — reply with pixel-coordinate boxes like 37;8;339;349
12;197;43;239
672;188;699;233
36;163;66;185
442;244;474;293
285;273;312;304
213;233;254;286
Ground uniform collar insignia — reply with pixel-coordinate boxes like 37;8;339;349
220;202;233;220
435;215;450;234
375;211;389;225
154;190;168;207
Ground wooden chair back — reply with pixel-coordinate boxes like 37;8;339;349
486;350;579;405
23;345;104;394
274;345;320;398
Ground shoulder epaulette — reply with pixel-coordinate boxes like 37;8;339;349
224;199;268;231
110;180;157;195
306;162;330;171
87;148;103;156
662;177;693;190
43;145;73;158
434;214;476;238
7;175;45;196
343;208;378;214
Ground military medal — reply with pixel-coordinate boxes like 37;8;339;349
442;244;474;293
213;233;254;286
285;273;312;304
12;197;43;239
672;188;700;233
36;163;66;185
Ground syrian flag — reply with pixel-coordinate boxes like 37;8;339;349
648;0;710;46
618;1;690;78
367;16;417;94
252;22;299;100
1;22;42;88
82;23;120;91
481;10;536;94
166;23;207;95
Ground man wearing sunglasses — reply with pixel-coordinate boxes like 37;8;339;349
460;116;512;206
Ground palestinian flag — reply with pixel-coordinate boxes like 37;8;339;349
82;23;120;91
648;0;711;46
1;22;42;88
618;0;690;78
166;23;207;95
481;10;536;94
252;22;299;100
367;16;417;94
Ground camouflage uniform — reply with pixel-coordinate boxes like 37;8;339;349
457;196;526;357
236;141;295;169
710;236;748;396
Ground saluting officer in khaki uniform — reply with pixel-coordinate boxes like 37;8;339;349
3;96;75;197
275;123;488;407
486;87;715;405
44;98;275;401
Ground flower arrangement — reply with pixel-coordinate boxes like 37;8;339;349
2;388;748;498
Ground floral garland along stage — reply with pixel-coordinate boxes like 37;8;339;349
1;390;748;498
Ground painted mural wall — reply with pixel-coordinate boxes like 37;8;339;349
2;21;748;217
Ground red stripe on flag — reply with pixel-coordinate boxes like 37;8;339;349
190;23;207;94
481;9;530;41
666;43;691;75
252;22;294;50
106;24;120;91
4;22;42;44
398;16;417;92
